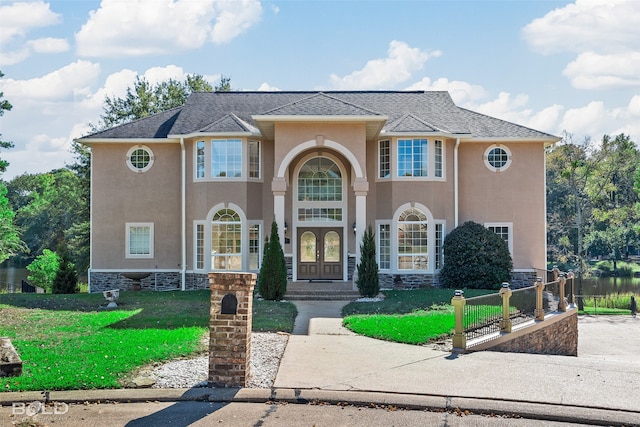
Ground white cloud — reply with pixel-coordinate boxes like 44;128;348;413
328;41;441;90
27;37;70;54
0;48;30;67
629;95;640;116
522;0;640;55
406;77;487;105
257;82;280;91
523;0;640;90
564;51;640;89
0;0;61;44
0;60;101;101
75;0;263;58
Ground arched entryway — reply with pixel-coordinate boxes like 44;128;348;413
293;155;347;281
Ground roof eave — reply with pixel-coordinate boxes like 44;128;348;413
380;131;471;138
168;131;260;139
75;137;179;145
252;115;388;122
460;136;562;146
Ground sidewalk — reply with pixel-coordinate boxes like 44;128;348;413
1;304;639;426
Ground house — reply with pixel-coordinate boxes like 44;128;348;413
77;91;560;293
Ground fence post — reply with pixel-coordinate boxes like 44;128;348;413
499;283;512;333
535;277;545;320
558;274;567;312
552;266;559;282
567;271;575;305
451;290;466;350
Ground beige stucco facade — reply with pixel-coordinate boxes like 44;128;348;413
80;91;558;293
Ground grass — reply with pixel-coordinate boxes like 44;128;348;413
342;288;494;316
0;290;296;391
578;307;632;315
342;288;499;344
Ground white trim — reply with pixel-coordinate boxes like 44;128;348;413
206;203;248;272
277;138;364;179
248;220;264;272
125;222;154;259
376;220;392;271
193;221;206;272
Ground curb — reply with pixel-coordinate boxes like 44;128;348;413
2;387;639;426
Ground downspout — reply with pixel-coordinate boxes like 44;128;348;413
180;137;186;291
454;137;460;228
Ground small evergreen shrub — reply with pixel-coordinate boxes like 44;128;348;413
258;220;287;300
440;221;513;290
356;225;380;298
53;247;79;294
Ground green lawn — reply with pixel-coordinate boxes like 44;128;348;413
342;288;497;344
0;290;296;391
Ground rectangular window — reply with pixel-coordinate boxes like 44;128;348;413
486;223;513;255
378;223;391;270
126;223;153;258
435;222;444;269
249;223;261;270
212;139;242;178
297;208;342;222
378;140;390;178
249;140;261;179
196;141;205;178
195;223;204;270
434;140;443;178
397;138;428;177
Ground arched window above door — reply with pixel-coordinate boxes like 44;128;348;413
298;157;342;202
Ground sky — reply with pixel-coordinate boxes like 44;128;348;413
1;0;639;181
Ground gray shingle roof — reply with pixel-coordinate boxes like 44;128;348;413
81;91;558;141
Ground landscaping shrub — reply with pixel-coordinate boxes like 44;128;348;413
440;221;513;290
26;249;60;292
52;247;79;294
258;220;287;300
356;225;380;298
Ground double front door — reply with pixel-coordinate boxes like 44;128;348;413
297;227;343;280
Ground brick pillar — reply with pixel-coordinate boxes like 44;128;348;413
208;272;255;387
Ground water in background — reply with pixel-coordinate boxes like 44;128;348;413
577;276;640;297
0;267;29;293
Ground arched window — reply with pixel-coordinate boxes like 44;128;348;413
297;157;344;222
397;207;428;270
212;209;242;270
298;157;342;202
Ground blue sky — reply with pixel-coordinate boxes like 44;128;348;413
1;0;639;180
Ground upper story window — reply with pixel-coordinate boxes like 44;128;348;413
196;141;205;178
398;139;428;177
194;138;261;181
249;140;261;179
126;145;154;173
212;139;242;178
379;140;390;178
484;144;512;172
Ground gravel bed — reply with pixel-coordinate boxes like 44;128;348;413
146;332;289;389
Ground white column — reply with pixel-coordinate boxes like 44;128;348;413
272;177;287;250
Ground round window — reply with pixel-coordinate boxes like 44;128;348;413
484;145;511;172
126;145;154;173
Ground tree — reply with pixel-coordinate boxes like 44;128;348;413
440;221;513;290
6;169;83;266
0;70;14;174
258;220;287;300
0;183;27;263
355;225;379;297
584;134;640;263
26;249;59;292
91;73;224;131
52;245;78;294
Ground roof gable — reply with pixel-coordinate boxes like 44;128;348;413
261;92;382;117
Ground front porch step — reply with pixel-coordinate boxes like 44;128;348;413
282;281;361;301
284;290;362;301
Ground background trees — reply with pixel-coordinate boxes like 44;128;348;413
546;133;640;269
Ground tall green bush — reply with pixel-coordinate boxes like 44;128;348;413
440;221;513;290
356;225;380;297
52;246;78;294
258;220;287;300
26;249;59;292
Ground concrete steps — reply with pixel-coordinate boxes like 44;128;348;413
284;281;361;301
